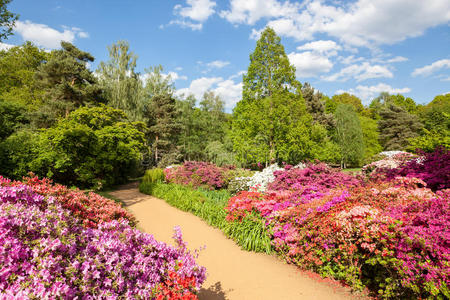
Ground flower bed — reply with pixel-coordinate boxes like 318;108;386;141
0;174;135;228
0;180;206;298
224;163;449;298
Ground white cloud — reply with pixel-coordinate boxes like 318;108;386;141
297;40;341;54
243;0;450;47
206;60;230;69
176;76;243;110
323;62;393;82
288;51;334;78
337;83;411;104
0;42;14;51
387;56;408;63
220;0;299;25
14;20;88;49
166;71;188;81
170;0;216;30
412;59;450;77
77;31;89;38
168;19;203;31
175;0;216;22
177;77;223;100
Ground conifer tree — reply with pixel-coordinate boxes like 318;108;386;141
35;41;102;125
379;104;422;150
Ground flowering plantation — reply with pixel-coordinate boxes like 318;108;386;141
0;179;206;298
376;147;450;191
0;174;135;228
222;160;449;298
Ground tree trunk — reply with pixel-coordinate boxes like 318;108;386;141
154;135;159;165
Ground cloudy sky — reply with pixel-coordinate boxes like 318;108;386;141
3;0;450;111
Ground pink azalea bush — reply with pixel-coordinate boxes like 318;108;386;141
225;161;449;298
0;182;206;298
0;174;135;228
380;147;450;191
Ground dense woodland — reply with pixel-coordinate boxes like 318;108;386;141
0;25;449;188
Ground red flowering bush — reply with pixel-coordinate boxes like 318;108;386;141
154;264;199;300
0;174;135;228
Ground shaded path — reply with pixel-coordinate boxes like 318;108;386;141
110;184;360;300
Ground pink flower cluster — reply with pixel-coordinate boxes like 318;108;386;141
0;174;135;228
0;182;206;298
165;161;234;190
381;147;450;191
225;162;449;298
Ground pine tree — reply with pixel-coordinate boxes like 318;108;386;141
379;104;422;150
143;66;181;167
301;82;334;128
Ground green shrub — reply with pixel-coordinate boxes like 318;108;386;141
141;182;272;253
139;168;165;194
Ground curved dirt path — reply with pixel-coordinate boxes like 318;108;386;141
110;183;361;300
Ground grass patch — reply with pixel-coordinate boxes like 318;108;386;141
142;182;273;254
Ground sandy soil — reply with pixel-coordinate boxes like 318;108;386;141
110;183;361;300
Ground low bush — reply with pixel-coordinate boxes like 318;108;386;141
0;183;206;298
143;182;272;253
0;174;134;228
380;147;450;191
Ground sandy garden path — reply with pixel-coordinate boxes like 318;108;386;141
110;183;361;300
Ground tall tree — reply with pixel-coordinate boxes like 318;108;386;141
143;66;181;167
232;27;314;165
242;27;300;102
0;42;48;110
97;41;143;121
378;104;422;150
0;0;18;42
334;104;364;168
35;41;102;125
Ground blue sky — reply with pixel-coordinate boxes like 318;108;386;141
2;0;450;111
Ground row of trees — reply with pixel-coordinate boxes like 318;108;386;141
0;15;448;186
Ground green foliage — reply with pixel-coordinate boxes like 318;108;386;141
232;91;313;165
334;104;364;167
139;168;165;194
330;93;366;115
379;104;423;150
1;105;147;188
243;27;300;102
0;0;18;42
97;41;144;121
418;93;449;132
142;182;272;253
0;129;38;178
302;82;334;128
35;42;103;126
0;42;48;111
0;100;28;140
406;129;450;153
359;115;383;162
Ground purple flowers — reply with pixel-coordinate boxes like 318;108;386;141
0;184;206;297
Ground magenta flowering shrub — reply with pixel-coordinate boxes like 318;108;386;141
0;184;206;298
381;147;450;191
225;161;449;298
165;161;233;190
267;163;360;202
